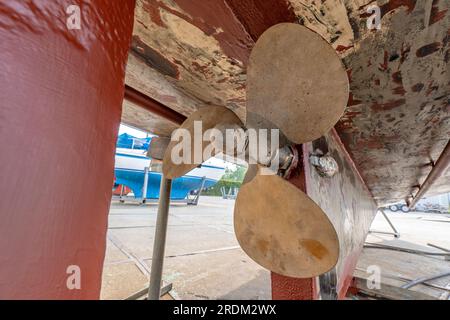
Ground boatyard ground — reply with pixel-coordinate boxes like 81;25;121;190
101;197;450;300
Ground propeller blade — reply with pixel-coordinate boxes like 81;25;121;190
246;23;349;144
163;106;242;179
234;169;339;278
242;164;258;185
147;136;170;160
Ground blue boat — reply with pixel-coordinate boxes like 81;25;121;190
114;134;225;200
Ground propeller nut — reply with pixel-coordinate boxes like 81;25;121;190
310;154;339;178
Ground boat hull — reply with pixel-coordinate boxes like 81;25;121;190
114;148;225;200
115;168;220;200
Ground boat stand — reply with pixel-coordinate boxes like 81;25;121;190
148;177;173;300
187;176;207;205
369;209;400;238
141;167;150;204
126;283;172;300
114;170;205;206
221;186;238;200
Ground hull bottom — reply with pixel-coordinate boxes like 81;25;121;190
115;169;218;200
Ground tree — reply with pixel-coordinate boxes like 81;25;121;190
202;165;246;196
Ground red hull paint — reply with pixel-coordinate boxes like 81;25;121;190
271;273;317;300
338;251;362;299
0;0;135;299
303;131;377;300
271;131;377;300
271;145;318;300
112;185;132;196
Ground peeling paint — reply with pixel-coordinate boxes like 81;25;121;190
225;0;297;41
416;42;442;57
371;99;406;111
429;0;448;25
412;83;425;92
143;0;254;64
131;35;179;78
1;0;136;298
359;0;417;18
305;132;377;298
124;0;450;205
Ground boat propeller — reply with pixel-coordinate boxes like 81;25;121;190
161;23;348;278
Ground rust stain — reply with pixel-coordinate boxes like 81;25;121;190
346;111;363;119
338;109;363;131
429;0;448;26
346;68;353;82
379;0;417;17
360;0;417;18
379;51;389;71
129;0;450;208
131;35;180;78
143;0;254;64
392;71;403;85
159;94;178;105
358;137;384;149
426;82;439;96
444;29;450;47
299;239;328;260
217;77;229;83
257;239;270;255
336;44;354;53
172;58;187;69
1;0;135;298
371;99;406;111
336;120;353;131
411;83;425;92
225;0;297;41
386;116;397;123
416;42;442;57
400;43;411;64
191;61;211;78
348;92;362;106
393;86;406;95
143;0;165;27
358;134;400;151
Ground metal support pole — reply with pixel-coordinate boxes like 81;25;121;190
369;209;400;238
401;271;450;289
188;176;206;205
427;243;450;261
148;177;172;300
125;85;186;125
407;140;450;208
221;186;225;199
119;184;125;202
380;209;400;237
142;167;149;204
319;270;338;300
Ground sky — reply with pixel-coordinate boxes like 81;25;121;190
118;123;238;170
118;123;151;138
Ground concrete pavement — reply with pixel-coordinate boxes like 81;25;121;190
101;196;271;300
101;196;450;300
